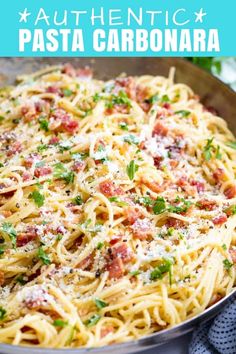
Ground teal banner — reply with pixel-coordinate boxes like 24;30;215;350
0;0;235;56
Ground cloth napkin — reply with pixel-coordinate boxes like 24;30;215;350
189;298;236;354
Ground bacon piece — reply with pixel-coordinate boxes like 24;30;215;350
190;180;205;193
110;234;122;246
124;207;142;225
24;288;48;309
141;178;166;194
213;168;227;183
62;64;92;79
48;136;60;145
22;172;32;182
6;141;22;157
72;161;86;173
113;243;133;263
229;248;236;263
0;271;4;286
162;102;171;110
107;257;124;279
212;214;227;226
16;226;38;247
197;199;217;211
23;153;41;168
113;77;136;100
130;218;153;240
153;156;163;169
105;104;130;115
77;255;93;270
101;325;114;338
50;109;79;134
224;185;236;199
21;101;49;122
99;180;124;197
166;217;185;229
152;122;168;137
34;166;52;178
46;86;62;96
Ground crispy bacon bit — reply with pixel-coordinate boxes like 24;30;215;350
212;214;227;226
106;104;130;115
0;271;4;286
34;166;52;178
229;248;236;263
101;325;114;338
153;156;163;169
50;109;79;134
166;217;185;229
110;234;122;245
107;257;124;279
6;141;22;157
48;136;60;145
99;180;124;197
62;64;92;79
21;101;49;122
190;180;205;193
162;102;171;110
72;161;85;173
152;122;168;137
130;218;153;240
141;178;166;194
77;254;93;270
113;244;133;263
46;86;62;96
16;226;38;247
224;185;236;199
24;287;48;309
197;199;217;211
22;172;32;182
23;153;41;168
124;207;142;225
113;77;136;100
0;210;12;218
213;168;226;183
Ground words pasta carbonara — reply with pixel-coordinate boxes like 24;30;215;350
0;64;235;348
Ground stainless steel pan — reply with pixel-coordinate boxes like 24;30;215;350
0;57;235;354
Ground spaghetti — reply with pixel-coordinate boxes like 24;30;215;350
0;63;235;348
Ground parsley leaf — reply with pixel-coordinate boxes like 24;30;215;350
53;163;75;184
37;144;48;152
119;122;128;131
95;298;108;310
123;134;139;145
106;91;131;109
226;141;236;150
84;314;101;327
160;94;170;103
153;197;166;215
150;259;173;285
175;110;191;118
129;270;141;277
53;319;68;327
223;259;233;271
126;160;138;180
37;247;51;265
147;94;159;104
74;195;83;205
39;117;49;132
1;222;17;248
203;138;214;161
29;190;45;207
63;89;73;97
0;307;6;320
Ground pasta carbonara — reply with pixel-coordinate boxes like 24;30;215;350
0;63;235;348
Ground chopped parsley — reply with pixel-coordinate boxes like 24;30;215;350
29;190;45;207
58;141;72;153
53;319;68;327
126;160;138;180
129;270;141;277
97;242;104;250
37;144;48;152
15;274;27;285
175;110;191;117
1;222;17;248
123;134;139;145
223;259;233;271
153;197;166;215
0;246;4;256
160;94;170;103
108;197;128;207
84;314;101;327
0;116;4;122
53;163;75;184
216;145;222;160
39;117;49;132
147;94;159;104
37;247;51;265
93;92;101;102
0;307;6;320
134;196;153;207
119;122;128;131
150;259;173;285
203;138;214;161
106;91;131;109
63;88;73;97
226;141;236;150
222;244;227;251
74;195;83;205
95;298;108;310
